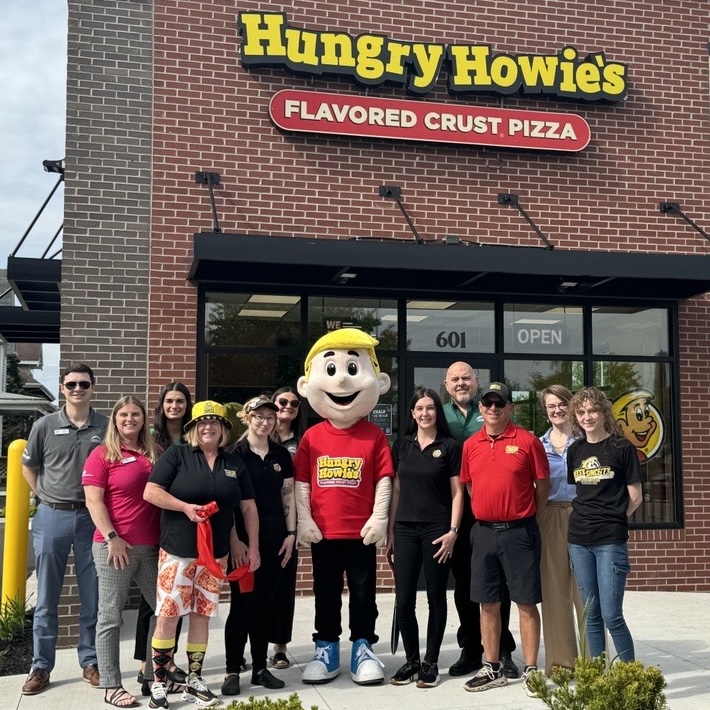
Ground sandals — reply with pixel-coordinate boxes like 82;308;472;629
105;686;139;708
270;652;290;669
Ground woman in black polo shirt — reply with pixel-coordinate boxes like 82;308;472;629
221;396;296;696
144;400;259;709
386;388;464;689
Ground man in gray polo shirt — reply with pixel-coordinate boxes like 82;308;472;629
20;363;108;696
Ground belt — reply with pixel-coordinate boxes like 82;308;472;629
546;501;573;508
478;516;532;532
41;500;86;510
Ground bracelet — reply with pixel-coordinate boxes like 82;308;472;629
286;530;296;536
450;526;460;534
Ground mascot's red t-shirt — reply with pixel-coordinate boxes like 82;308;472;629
294;418;395;539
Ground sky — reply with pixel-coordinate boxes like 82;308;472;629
0;2;68;400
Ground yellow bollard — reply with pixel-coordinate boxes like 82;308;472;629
2;438;30;609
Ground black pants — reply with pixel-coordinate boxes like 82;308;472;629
310;538;378;644
393;521;450;664
270;548;297;645
450;499;516;657
224;520;285;673
133;595;183;662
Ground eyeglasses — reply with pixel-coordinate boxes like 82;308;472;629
545;403;569;412
63;381;92;390
481;399;507;409
253;414;276;424
277;398;300;409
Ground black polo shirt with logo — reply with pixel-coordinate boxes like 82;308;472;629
149;443;255;558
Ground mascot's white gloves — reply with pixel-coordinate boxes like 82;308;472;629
360;476;392;547
295;481;323;547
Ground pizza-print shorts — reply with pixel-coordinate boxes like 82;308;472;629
155;548;227;618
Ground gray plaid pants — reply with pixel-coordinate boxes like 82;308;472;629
92;542;159;688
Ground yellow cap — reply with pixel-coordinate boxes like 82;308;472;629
184;400;232;430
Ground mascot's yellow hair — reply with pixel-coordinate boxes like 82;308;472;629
303;328;381;380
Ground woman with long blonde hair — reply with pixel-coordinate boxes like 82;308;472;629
82;396;159;708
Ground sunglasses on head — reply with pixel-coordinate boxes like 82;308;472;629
63;380;92;390
481;398;507;409
277;397;300;408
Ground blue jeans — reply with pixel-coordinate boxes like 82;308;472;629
568;542;634;661
31;504;98;671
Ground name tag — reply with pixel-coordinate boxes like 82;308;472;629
121;456;137;464
54;429;70;435
225;469;237;478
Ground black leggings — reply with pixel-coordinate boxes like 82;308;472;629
393;521;450;663
133;595;183;662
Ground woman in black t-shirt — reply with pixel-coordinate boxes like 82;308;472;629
566;387;643;662
222;396;296;696
386;388;463;689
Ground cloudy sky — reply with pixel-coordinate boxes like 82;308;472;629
0;2;68;398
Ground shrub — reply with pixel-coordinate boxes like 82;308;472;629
225;693;319;710
527;653;668;710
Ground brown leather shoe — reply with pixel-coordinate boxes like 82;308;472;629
82;663;101;687
21;668;50;695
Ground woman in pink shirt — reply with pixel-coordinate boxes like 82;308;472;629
83;396;160;708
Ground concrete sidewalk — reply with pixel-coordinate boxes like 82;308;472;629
1;590;708;709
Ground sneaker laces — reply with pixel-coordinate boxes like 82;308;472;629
478;664;498;680
311;646;332;664
355;643;385;668
188;676;209;692
151;682;167;700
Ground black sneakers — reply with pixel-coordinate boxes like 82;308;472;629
389;659;421;685
251;668;285;690
463;663;508;692
501;653;520;678
448;649;482;676
416;661;440;688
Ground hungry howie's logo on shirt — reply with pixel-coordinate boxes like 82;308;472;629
316;455;363;487
573;456;615;485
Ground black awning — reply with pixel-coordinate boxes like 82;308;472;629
189;233;710;301
0;256;62;343
0;307;60;343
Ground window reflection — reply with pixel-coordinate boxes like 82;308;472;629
592;307;668;356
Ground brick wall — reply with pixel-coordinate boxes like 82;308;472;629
145;0;710;591
63;0;154;413
57;0;154;647
57;0;710;657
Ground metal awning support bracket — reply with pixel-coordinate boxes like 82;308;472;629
195;171;223;234
379;185;424;244
498;193;554;250
659;202;710;242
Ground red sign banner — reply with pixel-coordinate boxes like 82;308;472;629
269;90;591;152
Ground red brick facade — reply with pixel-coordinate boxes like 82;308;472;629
142;1;710;592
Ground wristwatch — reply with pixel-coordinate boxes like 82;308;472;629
286;530;296;537
106;531;118;541
450;526;460;534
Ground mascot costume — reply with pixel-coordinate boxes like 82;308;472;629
294;328;394;685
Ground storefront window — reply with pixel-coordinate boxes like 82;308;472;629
307;296;397;347
406;300;494;352
594;361;675;525
503;359;585;435
504;304;583;355
206;352;303;405
592;306;668;356
205;292;301;347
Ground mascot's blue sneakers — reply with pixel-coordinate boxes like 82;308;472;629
302;640;340;684
350;638;385;684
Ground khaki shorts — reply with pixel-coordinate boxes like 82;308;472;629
155;548;227;618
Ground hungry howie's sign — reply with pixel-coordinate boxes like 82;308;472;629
239;12;628;102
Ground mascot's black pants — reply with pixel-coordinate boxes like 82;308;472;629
311;538;378;644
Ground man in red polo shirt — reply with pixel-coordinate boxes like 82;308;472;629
459;382;550;698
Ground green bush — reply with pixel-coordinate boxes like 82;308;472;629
225;693;319;710
528;653;668;710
